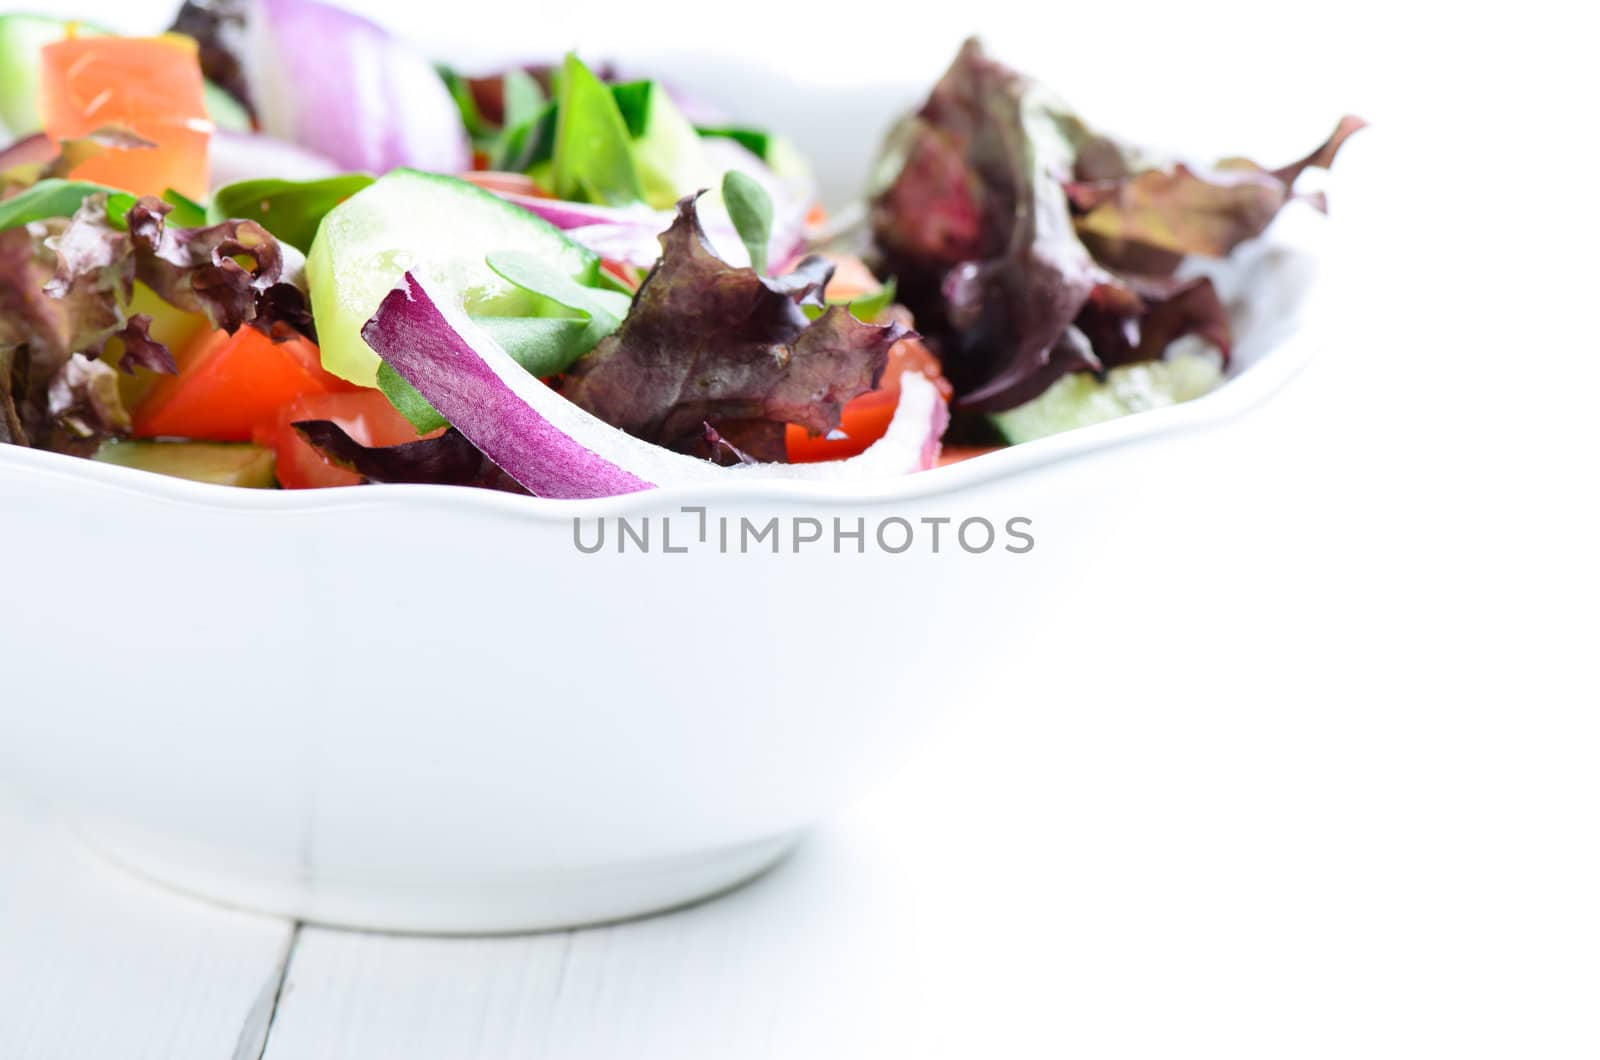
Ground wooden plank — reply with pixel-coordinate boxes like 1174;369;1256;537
0;789;296;1060
258;822;939;1060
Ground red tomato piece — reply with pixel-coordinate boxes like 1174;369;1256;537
39;34;211;200
254;390;434;490
133;328;355;442
786;336;952;463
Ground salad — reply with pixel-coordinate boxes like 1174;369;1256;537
0;0;1360;498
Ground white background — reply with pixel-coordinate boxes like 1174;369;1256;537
8;0;1599;1056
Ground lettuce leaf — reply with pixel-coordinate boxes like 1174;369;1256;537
0;202;135;450
487;70;547;173
114;313;179;375
126;197;311;336
560;193;906;463
1;192;309;452
1065;116;1366;272
868;39;1105;412
207;174;376;252
0;179;136;232
169;0;254;116
291;421;527;492
721;170;772;274
47;353;130;443
1074;273;1230;374
869;39;1353;413
550;54;645;206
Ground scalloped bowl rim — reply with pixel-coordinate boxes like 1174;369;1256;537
4;180;1330;519
0;319;1315;519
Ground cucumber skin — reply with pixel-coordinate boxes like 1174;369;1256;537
93;440;278;488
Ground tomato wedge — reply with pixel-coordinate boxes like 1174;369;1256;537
254;390;434;489
39;34;210;200
133;327;354;442
786;335;952;462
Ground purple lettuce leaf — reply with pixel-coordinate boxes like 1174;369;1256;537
169;0;255;115
291;420;529;492
114;314;180;376
870;39;1352;413
1065;115;1366;271
0;206;134;450
1;193;306;452
2;213;123;368
1074;274;1231;373
43;196;136;305
47;353;131;449
0;348;26;446
868;39;1105;412
560;192;906;463
125;198;308;335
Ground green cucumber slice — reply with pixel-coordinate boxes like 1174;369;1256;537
990;351;1224;445
306;167;600;387
94;440;277;488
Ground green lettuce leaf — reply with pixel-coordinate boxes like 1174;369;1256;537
0;179;136;232
550;53;644;205
208;174;376;251
487;69;547;172
721;169;772;274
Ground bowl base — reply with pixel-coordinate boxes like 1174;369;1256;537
75;825;801;934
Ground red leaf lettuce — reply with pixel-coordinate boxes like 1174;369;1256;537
1;192;310;452
292;421;528;492
870;39;1357;413
1065;115;1366;273
560;192;907;462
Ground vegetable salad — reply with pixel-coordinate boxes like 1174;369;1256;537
0;0;1359;497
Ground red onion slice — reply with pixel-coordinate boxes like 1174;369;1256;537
243;0;470;175
363;271;947;499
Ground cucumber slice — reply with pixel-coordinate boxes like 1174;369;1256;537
990;351;1224;445
307;167;601;387
94;440;277;488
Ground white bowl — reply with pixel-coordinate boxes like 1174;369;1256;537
0;103;1327;933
